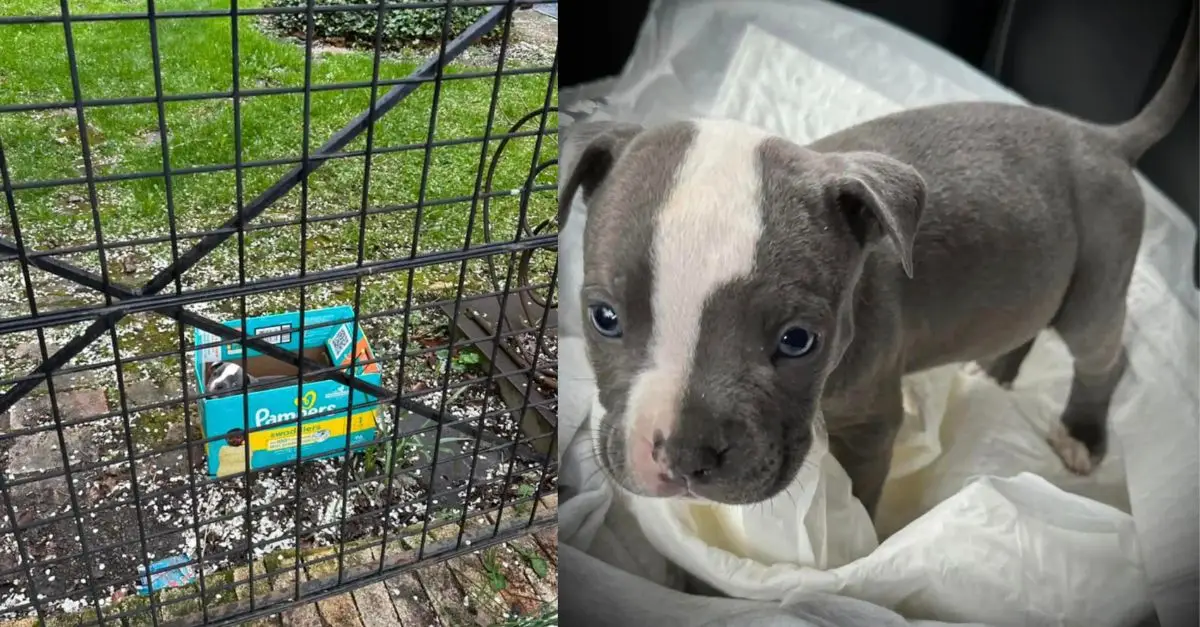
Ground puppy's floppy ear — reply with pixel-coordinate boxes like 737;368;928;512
558;121;644;229
830;151;926;278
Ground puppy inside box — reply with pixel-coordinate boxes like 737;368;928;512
193;307;382;478
200;353;324;476
203;352;328;396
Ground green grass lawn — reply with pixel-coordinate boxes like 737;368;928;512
0;0;557;323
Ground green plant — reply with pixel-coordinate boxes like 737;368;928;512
514;544;548;579
362;433;419;476
434;506;461;521
482;547;507;592
266;0;492;49
436;345;485;374
358;428;475;502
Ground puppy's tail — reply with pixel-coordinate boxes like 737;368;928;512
1108;1;1198;161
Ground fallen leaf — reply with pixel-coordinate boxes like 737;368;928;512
526;556;547;579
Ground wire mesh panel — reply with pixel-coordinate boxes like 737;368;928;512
0;0;558;624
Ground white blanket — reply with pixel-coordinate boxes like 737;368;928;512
557;1;1200;626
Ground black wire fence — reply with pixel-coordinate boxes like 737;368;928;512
0;0;557;624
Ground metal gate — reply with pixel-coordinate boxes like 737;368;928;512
0;0;557;624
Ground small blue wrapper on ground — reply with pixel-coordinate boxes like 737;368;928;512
135;554;197;596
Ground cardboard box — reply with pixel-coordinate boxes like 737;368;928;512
193;306;382;477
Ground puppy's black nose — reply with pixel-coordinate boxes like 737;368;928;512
672;444;729;483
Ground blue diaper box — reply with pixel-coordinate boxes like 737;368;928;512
193;306;383;477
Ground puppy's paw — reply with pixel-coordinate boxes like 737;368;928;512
1048;423;1098;475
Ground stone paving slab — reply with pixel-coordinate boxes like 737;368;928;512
415;562;474;627
275;557;329;627
350;548;402;627
383;570;441;627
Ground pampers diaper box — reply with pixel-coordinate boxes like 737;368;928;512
193;306;382;477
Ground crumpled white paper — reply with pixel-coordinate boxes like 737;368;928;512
559;1;1199;626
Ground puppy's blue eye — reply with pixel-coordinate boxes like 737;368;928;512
589;303;622;338
777;327;817;358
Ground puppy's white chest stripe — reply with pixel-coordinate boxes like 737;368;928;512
625;120;767;438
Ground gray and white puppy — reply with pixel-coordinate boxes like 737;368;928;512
561;10;1197;516
207;361;257;394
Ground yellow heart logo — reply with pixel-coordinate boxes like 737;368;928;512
293;389;318;409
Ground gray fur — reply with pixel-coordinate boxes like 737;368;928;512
568;5;1197;513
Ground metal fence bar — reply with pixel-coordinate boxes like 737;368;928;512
0;253;394;390
0;126;554;194
0;288;552;393
0;226;555;336
286;0;317;606
230;0;259;614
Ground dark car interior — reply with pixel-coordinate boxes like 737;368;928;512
560;0;1199;286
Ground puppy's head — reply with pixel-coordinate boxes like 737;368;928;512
208;361;252;395
562;118;925;505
